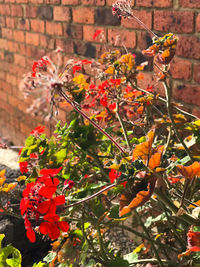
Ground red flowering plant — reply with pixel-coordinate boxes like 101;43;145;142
2;1;200;266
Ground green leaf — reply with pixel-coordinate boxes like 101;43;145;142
32;262;47;267
0;245;21;267
55;149;67;164
0;234;5;250
106;257;129;267
25;136;36;147
84;259;96;267
43;252;56;263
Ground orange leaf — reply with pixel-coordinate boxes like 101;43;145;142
133;130;155;162
177;161;200;179
119;177;156;217
148;146;164;170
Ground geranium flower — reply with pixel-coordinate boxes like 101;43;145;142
19;161;28;174
187;230;200;252
30;126;45;136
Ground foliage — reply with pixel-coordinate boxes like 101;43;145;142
1;0;200;266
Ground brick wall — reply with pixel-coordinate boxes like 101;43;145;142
0;0;199;145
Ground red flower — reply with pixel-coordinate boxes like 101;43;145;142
39;166;62;177
72;65;81;74
30;126;45;136
39;214;69;240
30;153;38;159
93;29;102;40
100;94;108;107
187;230;200;252
63;180;75;190
19;161;28;174
109;169;122;183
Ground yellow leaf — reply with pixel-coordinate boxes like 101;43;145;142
133;243;144;253
17;176;27;182
0;169;5;177
194;120;200;126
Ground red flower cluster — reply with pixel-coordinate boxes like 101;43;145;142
30;126;45;136
32;57;51;77
20;167;69;242
109;169;126;187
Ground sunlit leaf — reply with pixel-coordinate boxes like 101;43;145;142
177;162;200;179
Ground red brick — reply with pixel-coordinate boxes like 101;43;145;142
62;0;79;4
0;4;11;15
174;83;200;106
6;17;16;28
16;0;28;3
2;28;13;39
154;11;194;33
26;32;39;46
169;57;192;81
25;6;38;18
122;10;152;30
83;25;106;42
56;38;74;54
45;0;61;3
176;36;200;60
39;35;55;49
73;7;94;24
0;16;6;27
46;21;63;35
64;23;83;39
193;63;200;84
5;0;15;3
197;13;200;32
0;89;7;103
136;0;172;7
6;73;17;86
81;0;105;5
106;0;114;5
54;6;71;21
11;5;23;17
137;31;153;50
29;0;43;3
17;18;30;31
13;30;25;42
108;28;136;48
180;0;200;8
14;54;26;67
192;108;200;118
7;41;18;52
30;19;45;33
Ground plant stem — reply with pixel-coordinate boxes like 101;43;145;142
163;80;194;162
96;222;109;262
154;188;199;225
116;102;131;151
134;210;165;267
56;86;126;155
129;259;169;266
128;80;198;120
64;183;116;209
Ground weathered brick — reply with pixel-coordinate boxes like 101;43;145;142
0;4;10;15
26;32;39;46
176;36;200;60
56;38;74;54
81;0;105;5
45;0;61;3
17;18;30;31
39;35;55;49
196;13;200;32
2;28;13;39
30;19;45;33
136;0;172;7
4;51;14;63
65;23;83;39
6;17;16;28
37;6;53;20
173;83;200;106
169;57;192;81
108;28;136;48
154;11;194;33
16;0;28;3
25;6;38;18
46;21;63;35
95;8;120;26
62;0;79;4
54;6;71;22
180;0;200;8
14;53;26;67
193;63;200;84
13;30;25;42
83;25;106;42
11;5;23;17
74;41;96;58
122;10;152;30
137;31;153;50
73;7;94;24
0;16;6;27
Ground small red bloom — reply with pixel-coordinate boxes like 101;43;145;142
30;153;38;159
30;126;45;136
100;95;108;107
19;161;28;174
93;29;102;40
72;65;81;74
63;180;75;190
109;169;122;183
187;230;200;252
